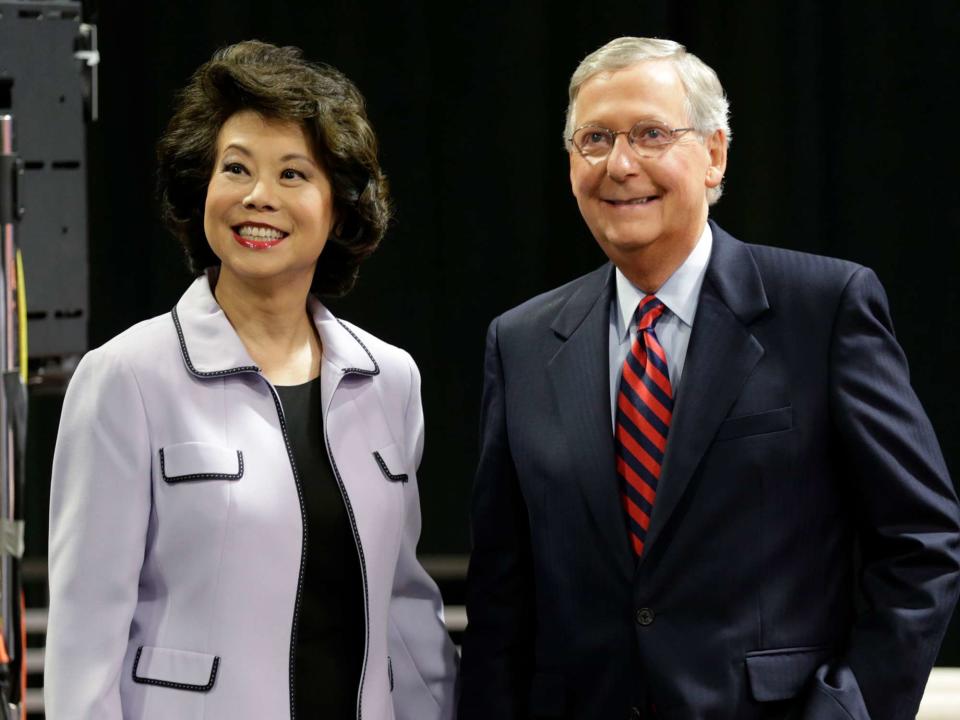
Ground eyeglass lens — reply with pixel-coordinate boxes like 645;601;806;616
573;122;681;159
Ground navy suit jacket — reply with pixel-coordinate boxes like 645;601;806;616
459;222;960;720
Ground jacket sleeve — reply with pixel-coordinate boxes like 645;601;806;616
801;267;960;720
458;317;536;719
44;348;153;719
388;352;459;720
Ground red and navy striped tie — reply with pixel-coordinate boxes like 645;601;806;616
615;295;672;558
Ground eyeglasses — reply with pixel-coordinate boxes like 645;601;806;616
569;122;697;163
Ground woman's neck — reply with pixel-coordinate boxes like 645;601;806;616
213;266;322;386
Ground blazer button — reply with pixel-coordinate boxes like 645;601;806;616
635;607;655;626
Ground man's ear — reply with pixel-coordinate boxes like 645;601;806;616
705;129;728;189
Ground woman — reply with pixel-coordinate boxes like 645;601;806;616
44;41;457;719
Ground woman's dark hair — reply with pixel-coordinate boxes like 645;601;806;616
157;40;390;297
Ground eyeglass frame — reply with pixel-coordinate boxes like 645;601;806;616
568;121;699;163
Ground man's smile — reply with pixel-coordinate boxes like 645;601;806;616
602;194;661;207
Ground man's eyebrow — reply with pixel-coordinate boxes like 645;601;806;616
579;116;673;126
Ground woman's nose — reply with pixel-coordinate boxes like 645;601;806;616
243;178;279;211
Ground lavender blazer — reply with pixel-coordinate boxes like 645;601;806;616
45;274;458;719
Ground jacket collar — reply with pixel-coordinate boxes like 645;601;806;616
548;218;768;340
172;269;378;378
549;263;616;341
704;219;769;324
638;221;769;565
546;263;633;578
545;223;770;579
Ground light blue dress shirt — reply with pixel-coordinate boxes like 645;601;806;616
608;222;713;427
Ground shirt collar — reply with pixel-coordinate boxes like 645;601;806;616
615;222;713;340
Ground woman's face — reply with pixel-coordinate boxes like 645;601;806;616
203;110;335;288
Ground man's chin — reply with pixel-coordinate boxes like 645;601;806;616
595;233;660;259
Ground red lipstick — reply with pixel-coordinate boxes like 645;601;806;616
232;230;285;249
231;223;288;249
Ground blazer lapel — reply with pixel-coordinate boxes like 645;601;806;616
308;295;380;423
547;264;634;581
173;270;260;376
640;224;770;560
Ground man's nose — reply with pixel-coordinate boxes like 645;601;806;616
606;133;642;181
243;178;279;211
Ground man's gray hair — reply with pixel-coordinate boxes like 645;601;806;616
564;37;731;204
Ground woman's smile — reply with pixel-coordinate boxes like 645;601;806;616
232;221;290;249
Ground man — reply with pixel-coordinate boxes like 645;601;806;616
458;37;960;720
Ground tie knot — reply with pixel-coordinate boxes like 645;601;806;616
635;295;665;331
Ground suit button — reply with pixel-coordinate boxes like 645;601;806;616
635;607;655;626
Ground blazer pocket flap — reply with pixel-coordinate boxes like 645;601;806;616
160;442;243;482
132;645;220;692
717;405;792;441
373;444;408;483
745;645;834;701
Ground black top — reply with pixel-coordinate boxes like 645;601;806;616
276;377;365;719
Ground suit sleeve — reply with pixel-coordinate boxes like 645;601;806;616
801;267;960;720
44;348;152;719
458;317;536;719
388;352;459;720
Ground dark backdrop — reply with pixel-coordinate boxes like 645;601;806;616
75;1;959;659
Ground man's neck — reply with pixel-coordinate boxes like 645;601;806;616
614;225;705;294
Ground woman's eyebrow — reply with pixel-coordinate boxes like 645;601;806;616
220;144;316;168
221;142;252;156
280;153;318;167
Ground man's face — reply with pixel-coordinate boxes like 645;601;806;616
568;60;726;273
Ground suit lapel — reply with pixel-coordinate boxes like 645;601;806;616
640;224;770;561
547;265;634;581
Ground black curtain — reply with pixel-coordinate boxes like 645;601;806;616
80;1;960;660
